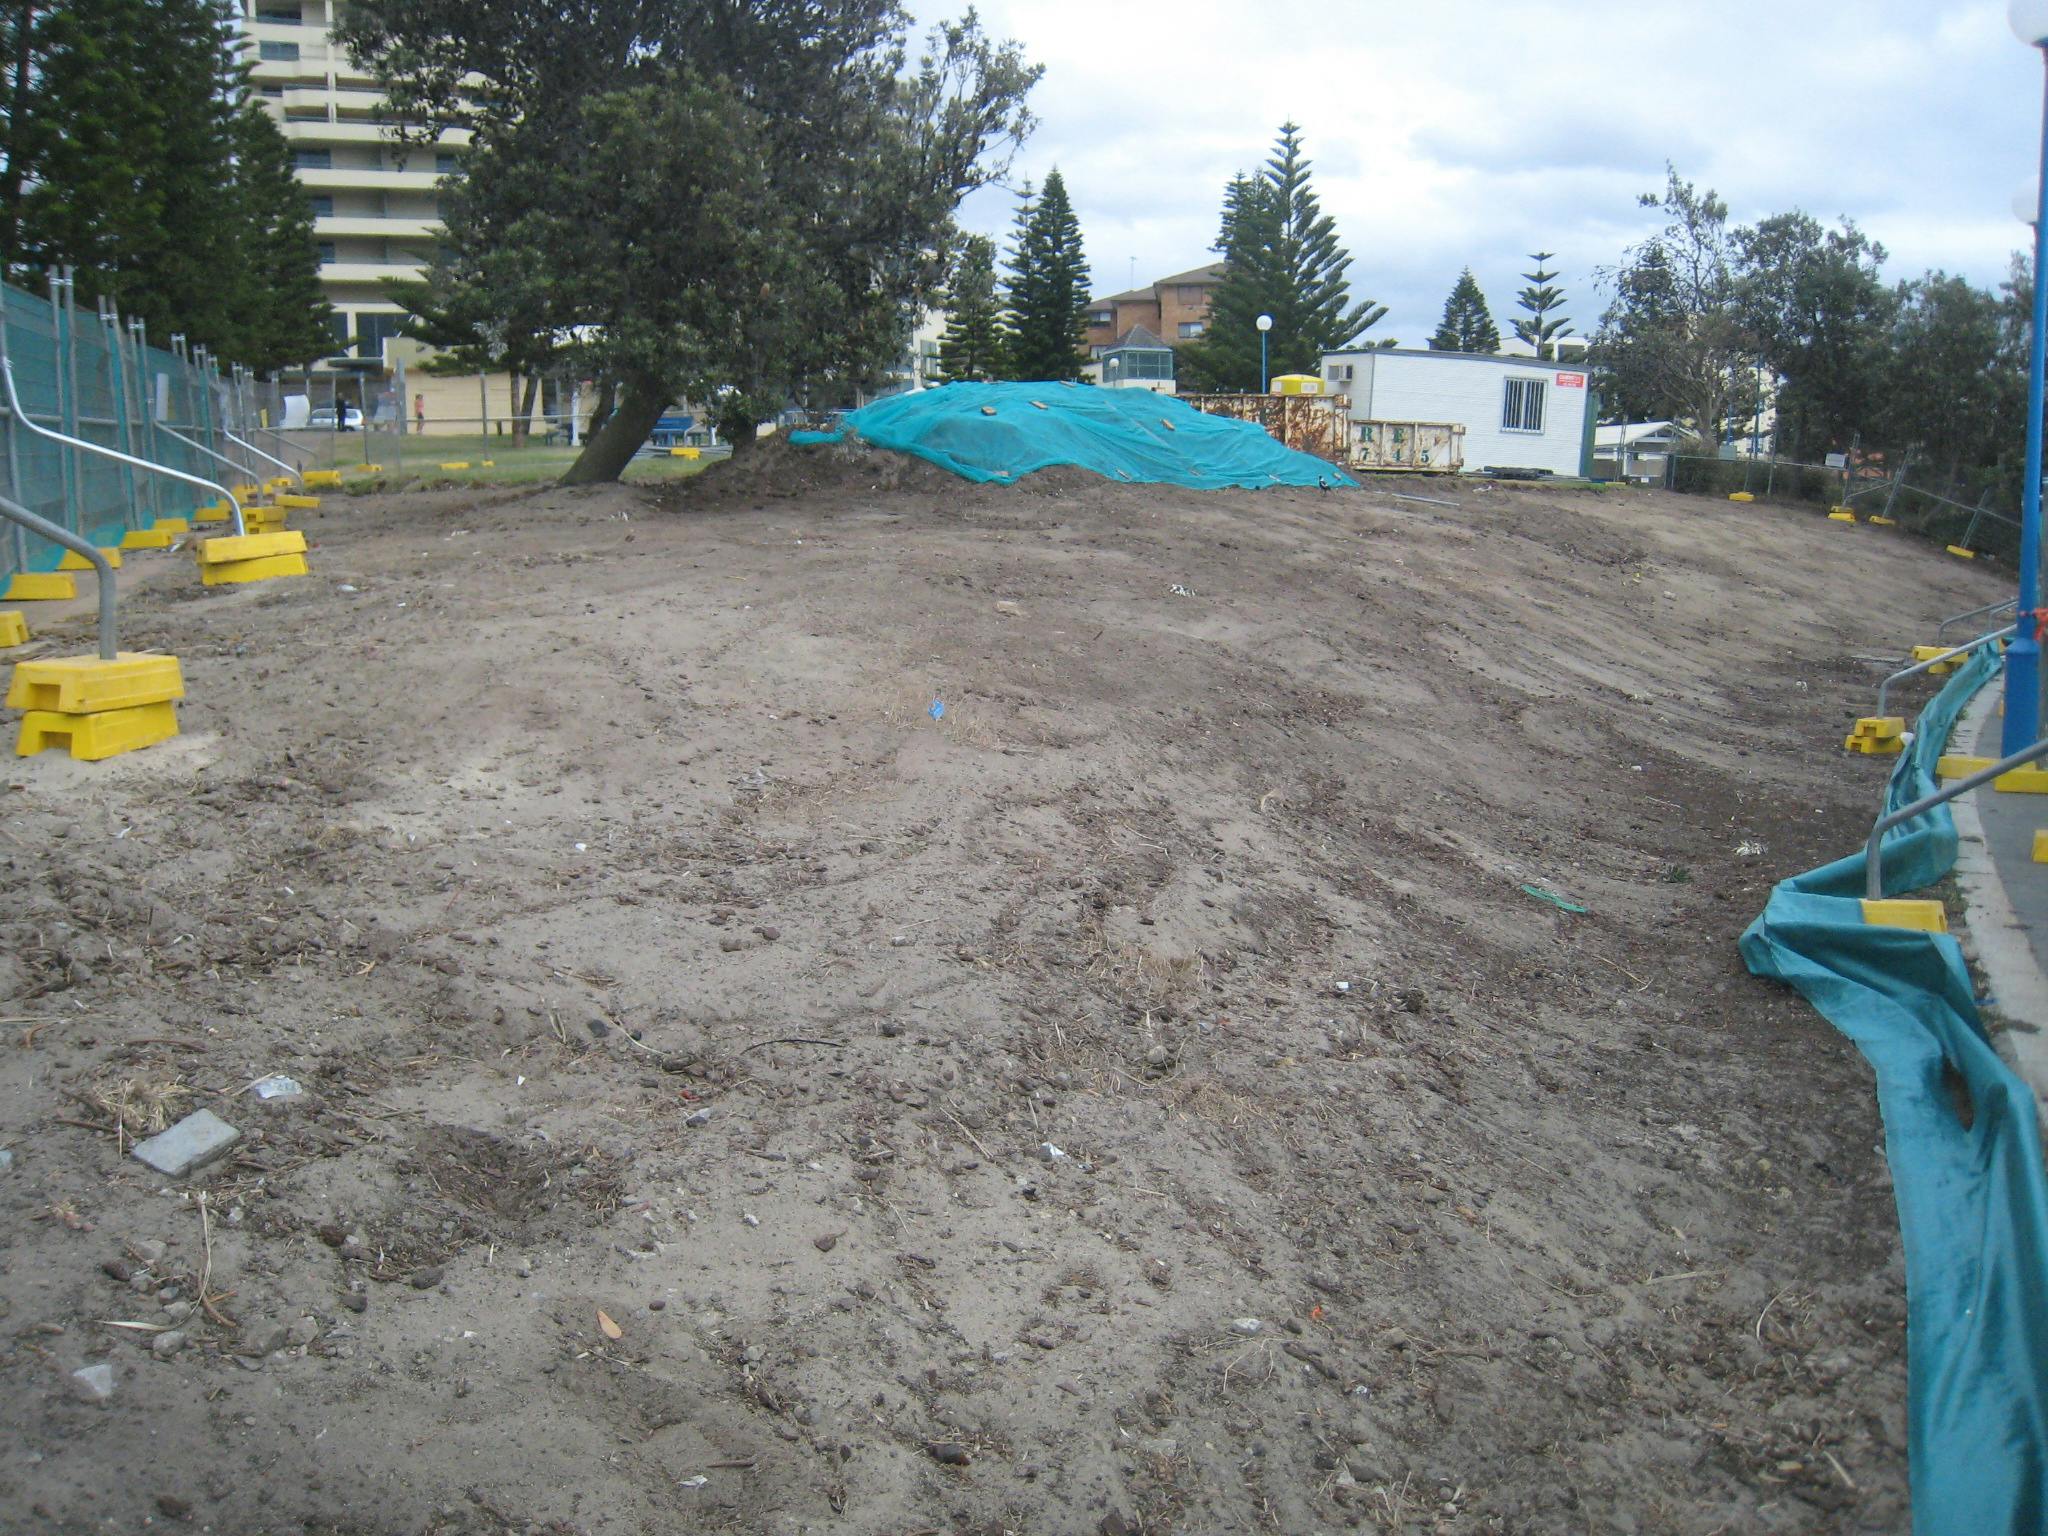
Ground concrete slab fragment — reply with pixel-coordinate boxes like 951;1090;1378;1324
131;1109;241;1177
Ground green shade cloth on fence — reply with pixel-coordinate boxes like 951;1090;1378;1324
787;381;1356;490
1741;643;2048;1534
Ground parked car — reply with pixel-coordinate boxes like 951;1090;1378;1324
309;405;364;431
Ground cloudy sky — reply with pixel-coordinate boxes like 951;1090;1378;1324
913;0;2041;346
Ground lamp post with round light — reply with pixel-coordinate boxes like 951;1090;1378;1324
2006;0;2048;752
1256;313;1273;394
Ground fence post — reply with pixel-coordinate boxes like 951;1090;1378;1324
1962;488;1991;553
1765;450;1777;498
99;299;140;536
1;293;22;576
46;272;77;543
1880;449;1910;525
127;318;161;527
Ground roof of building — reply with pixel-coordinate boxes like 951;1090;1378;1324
1593;421;1678;447
1105;325;1172;352
1096;262;1228;306
1321;345;1587;372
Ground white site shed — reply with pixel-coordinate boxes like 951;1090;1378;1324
1319;348;1595;477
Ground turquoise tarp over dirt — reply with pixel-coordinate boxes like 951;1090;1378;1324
787;381;1355;490
1740;644;2048;1533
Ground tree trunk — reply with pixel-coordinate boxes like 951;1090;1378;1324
560;376;666;485
586;376;616;438
512;370;539;449
728;416;759;456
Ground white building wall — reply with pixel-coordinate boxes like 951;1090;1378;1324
1324;350;1590;476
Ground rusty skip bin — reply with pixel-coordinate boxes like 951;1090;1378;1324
1180;393;1465;475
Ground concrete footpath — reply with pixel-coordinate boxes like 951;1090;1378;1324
1951;684;2048;1102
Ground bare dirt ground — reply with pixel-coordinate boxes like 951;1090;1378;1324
0;447;2006;1535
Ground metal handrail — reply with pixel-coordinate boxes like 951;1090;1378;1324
222;429;299;483
0;491;114;659
1938;597;2018;640
1876;625;2015;721
148;426;253;537
1866;736;2048;898
0;361;246;539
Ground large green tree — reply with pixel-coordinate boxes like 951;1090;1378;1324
1877;270;2024;490
338;1;1038;480
1177;123;1385;392
0;0;328;368
1001;168;1088;380
1511;252;1572;360
1732;212;1893;461
1428;268;1499;353
937;232;1003;382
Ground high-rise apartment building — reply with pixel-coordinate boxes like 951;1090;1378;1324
237;1;465;366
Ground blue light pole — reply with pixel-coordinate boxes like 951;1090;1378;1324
2006;0;2048;753
1256;312;1273;393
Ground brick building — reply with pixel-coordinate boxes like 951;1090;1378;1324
1085;263;1227;356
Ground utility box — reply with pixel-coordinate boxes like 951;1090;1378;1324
1270;373;1327;396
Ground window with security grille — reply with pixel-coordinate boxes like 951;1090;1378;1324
1502;376;1546;433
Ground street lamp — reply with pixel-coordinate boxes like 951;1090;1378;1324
1106;355;1120;389
1255;314;1273;394
2007;0;2048;752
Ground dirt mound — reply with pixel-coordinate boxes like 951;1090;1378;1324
0;474;2002;1533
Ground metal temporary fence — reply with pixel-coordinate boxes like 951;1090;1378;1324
0;268;301;583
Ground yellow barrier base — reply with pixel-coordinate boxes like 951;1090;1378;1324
669;447;702;460
1948;545;1976;559
1869;514;1897;526
57;547;120;570
0;611;26;647
7;652;184;714
2036;830;2048;864
1728;491;1754;503
1861;898;1948;933
15;700;179;760
350;464;382;474
1828;510;1857;523
302;470;342;489
194;529;309;587
273;493;319;509
200;552;309;586
1912;644;1960;675
229;483;260;501
153;517;189;534
1845;716;1906;754
194;503;230;524
264;476;295;492
3;572;76;601
1997;768;2048;794
244;508;288;532
119;527;173;550
438;461;471;470
1939;754;1995;779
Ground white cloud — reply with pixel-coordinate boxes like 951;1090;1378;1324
918;0;2041;338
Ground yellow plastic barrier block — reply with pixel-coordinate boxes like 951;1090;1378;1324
1939;754;1995;779
481;459;495;468
1996;767;2048;794
1829;505;1853;515
15;700;178;760
199;551;309;586
349;464;382;474
1869;515;1897;526
7;652;184;714
119;527;172;550
152;517;189;534
194;530;306;566
2035;830;2048;864
194;503;230;525
0;611;26;647
2;572;76;601
243;508;288;532
273;493;319;509
670;447;701;460
438;461;471;470
1728;491;1755;503
302;470;342;488
1861;898;1948;934
57;547;120;571
1845;716;1905;754
264;476;295;491
1948;545;1976;559
1828;510;1857;523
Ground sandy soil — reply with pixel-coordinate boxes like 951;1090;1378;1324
0;447;2006;1534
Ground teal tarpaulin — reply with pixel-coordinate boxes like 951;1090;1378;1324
1741;644;2048;1533
787;381;1354;491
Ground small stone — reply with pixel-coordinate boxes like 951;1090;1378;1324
586;1018;610;1040
1144;1045;1172;1069
813;1233;839;1253
649;1298;666;1312
340;1292;367;1314
154;1494;192;1521
240;1322;288;1357
409;1266;444;1290
131;1110;241;1178
287;1316;320;1347
131;1240;167;1266
890;934;910;947
742;1213;760;1228
926;1441;970;1465
235;1354;265;1372
161;1301;194;1324
0;1147;11;1173
756;925;782;941
1229;1318;1262;1336
102;1258;135;1284
685;1108;713;1128
1396;988;1427;1013
1035;1143;1065;1163
879;1021;902;1038
152;1329;187;1358
70;1363;115;1404
720;936;744;953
